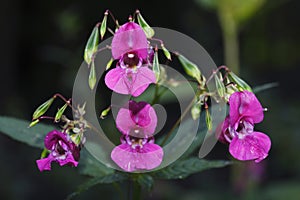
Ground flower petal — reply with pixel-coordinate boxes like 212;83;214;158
229;131;271;163
229;91;264;126
44;130;69;150
104;67;129;95
111;22;148;59
116;108;136;135
36;157;54;171
217;117;230;143
57;153;79;167
131;66;156;97
111;143;163;172
116;101;157;136
104;66;155;97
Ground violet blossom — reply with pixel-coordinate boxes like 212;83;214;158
36;130;80;171
219;91;271;163
111;100;163;172
105;22;156;97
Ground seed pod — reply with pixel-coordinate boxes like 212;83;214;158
84;24;100;65
32;98;54;120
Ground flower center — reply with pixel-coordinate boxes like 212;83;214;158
235;120;254;139
120;52;142;69
53;140;68;157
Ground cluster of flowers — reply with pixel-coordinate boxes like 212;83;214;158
33;11;271;173
35;21;164;172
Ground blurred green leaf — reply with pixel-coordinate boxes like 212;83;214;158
153;157;230;179
181;112;207;158
196;0;266;24
0;116;54;149
66;173;127;200
78;149;114;177
135;174;154;191
253;82;279;93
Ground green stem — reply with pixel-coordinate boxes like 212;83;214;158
128;179;141;200
218;10;239;74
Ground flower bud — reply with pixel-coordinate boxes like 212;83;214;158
215;73;225;98
100;11;108;39
84;24;100;65
54;103;68;122
152;50;160;83
88;61;97;90
32;98;54;120
178;54;202;85
136;10;155;38
228;71;252;92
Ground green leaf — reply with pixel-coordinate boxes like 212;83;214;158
253;82;279;93
153;157;231;179
100;11;108;39
88;61;97;90
136;10;155;38
32;97;54;120
178;54;202;84
84;24;99;65
181;112;207;158
66;173;127;200
161;45;172;60
215;73;225;98
228;71;252;92
152;51;160;82
78;149;114;177
54;103;68;122
0;116;54;149
135;174;154;191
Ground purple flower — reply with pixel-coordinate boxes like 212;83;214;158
116;100;157;137
111;135;163;172
111;100;163;172
105;22;155;97
36;130;80;171
219;91;271;163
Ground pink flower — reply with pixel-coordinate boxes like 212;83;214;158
116;100;157;137
219;91;271;163
36;130;80;171
105;22;155;97
111;101;163;172
111;135;163;172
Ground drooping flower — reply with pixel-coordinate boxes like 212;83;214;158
111;100;163;172
36;130;80;171
219;91;271;163
105;22;156;97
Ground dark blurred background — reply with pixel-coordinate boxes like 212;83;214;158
0;0;299;199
